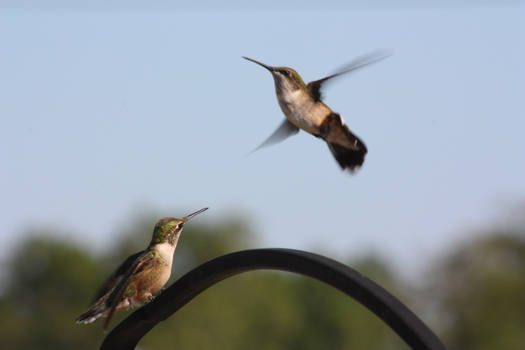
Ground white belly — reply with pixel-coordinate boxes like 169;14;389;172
277;90;331;134
156;265;172;291
155;243;175;286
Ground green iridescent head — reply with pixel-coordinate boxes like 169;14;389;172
243;56;305;91
150;207;208;245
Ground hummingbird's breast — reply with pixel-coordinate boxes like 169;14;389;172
130;244;175;305
277;90;332;135
149;243;175;289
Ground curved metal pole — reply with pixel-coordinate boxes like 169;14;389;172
101;248;447;350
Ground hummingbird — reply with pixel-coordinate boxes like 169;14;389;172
243;51;389;172
75;207;208;331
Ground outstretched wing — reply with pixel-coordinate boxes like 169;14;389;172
103;251;158;331
306;50;391;101
249;119;299;153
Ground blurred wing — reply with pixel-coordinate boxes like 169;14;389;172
91;251;144;303
103;251;158;331
307;50;391;101
250;119;299;153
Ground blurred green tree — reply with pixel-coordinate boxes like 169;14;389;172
0;233;105;349
0;211;412;350
427;227;525;350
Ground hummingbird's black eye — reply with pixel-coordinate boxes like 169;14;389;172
281;70;290;76
177;223;183;230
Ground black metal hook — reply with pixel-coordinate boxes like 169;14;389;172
100;248;447;350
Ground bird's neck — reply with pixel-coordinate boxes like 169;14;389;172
277;86;311;105
150;242;177;265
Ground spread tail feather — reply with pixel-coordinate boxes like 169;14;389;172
320;112;367;172
327;141;367;172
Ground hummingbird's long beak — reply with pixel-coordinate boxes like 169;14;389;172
243;56;274;72
182;207;209;222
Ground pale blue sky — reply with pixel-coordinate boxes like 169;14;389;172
1;3;524;274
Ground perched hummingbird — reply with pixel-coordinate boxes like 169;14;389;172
243;51;389;172
75;207;208;330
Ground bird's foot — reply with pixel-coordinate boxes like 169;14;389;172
144;294;155;304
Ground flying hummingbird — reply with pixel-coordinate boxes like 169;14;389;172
243;51;389;172
75;207;208;331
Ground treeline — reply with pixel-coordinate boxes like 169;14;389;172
1;212;524;349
